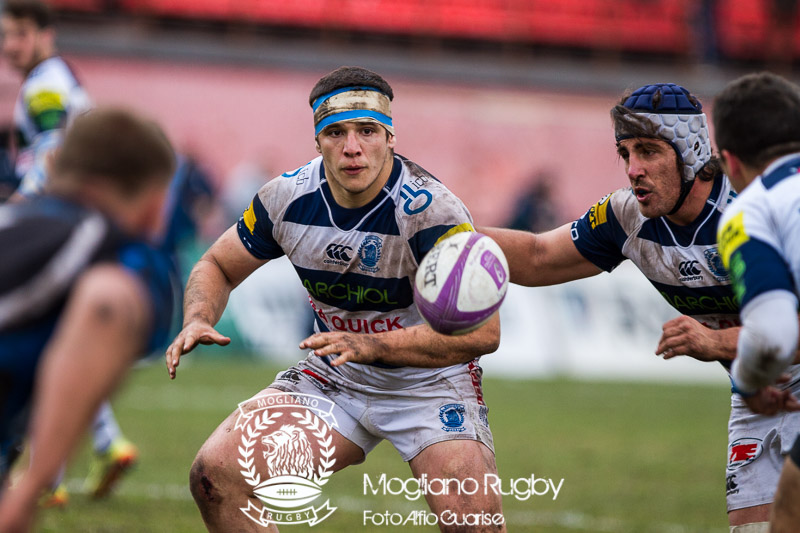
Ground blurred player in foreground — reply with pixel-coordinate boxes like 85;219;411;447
167;66;504;532
2;0;142;503
482;82;800;532
714;72;800;533
0;108;176;533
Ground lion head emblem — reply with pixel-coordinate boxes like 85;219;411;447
261;424;315;479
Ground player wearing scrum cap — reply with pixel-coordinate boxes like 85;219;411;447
167;67;504;532
482;83;800;531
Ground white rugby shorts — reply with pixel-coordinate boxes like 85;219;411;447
726;379;800;511
266;353;494;461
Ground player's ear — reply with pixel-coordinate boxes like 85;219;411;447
721;149;740;176
315;140;321;153
387;133;396;150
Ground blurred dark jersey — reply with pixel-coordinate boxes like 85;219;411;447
0;195;173;480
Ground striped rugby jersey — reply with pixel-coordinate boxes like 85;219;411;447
717;153;800;389
718;153;800;321
572;174;741;337
236;154;475;380
13;56;92;196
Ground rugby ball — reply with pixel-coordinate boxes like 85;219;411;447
254;475;322;509
414;232;509;335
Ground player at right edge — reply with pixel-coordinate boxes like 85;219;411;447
714;72;800;533
481;82;800;532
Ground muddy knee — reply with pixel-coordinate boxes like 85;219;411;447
189;455;222;508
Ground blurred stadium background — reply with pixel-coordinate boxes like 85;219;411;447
10;1;798;531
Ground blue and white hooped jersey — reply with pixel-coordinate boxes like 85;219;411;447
13;56;92;196
237;154;475;382
718;153;800;316
572;174;741;334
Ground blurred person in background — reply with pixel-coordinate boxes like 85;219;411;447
714;72;800;533
768;0;798;72
0;108;176;533
0;124;20;202
1;0;143;504
1;0;90;201
221;154;270;226
482;82;800;532
505;170;561;233
166;66;505;532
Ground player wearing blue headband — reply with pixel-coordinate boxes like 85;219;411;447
167;66;506;532
481;82;800;531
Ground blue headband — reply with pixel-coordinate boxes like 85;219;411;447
312;86;394;136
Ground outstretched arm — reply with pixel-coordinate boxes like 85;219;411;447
479;224;602;286
166;224;267;378
300;312;501;368
0;265;149;533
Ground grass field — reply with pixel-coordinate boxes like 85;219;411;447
33;355;732;533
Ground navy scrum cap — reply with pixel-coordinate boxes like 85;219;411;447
615;83;712;181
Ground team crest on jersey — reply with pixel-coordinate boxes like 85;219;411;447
704;247;729;281
439;403;466;432
357;235;382;273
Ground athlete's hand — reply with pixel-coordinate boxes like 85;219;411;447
656;316;736;362
166;321;230;379
741;385;800;416
299;332;389;367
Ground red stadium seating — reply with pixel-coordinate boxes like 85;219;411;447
47;0;104;12
117;0;236;19
50;0;799;60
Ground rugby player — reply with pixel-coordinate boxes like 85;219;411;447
481;83;800;532
1;0;91;200
714;72;800;533
166;66;504;532
1;0;141;502
0;108;176;533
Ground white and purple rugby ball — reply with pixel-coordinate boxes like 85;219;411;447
414;231;509;335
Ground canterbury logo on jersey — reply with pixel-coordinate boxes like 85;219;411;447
325;243;353;262
678;260;702;278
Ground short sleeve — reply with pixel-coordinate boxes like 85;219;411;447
571;192;628;272
237;193;284;260
718;208;795;308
